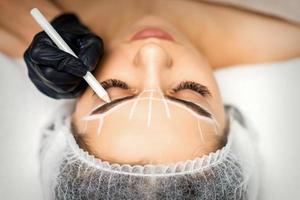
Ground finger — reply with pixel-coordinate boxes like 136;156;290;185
38;65;82;85
28;65;65;99
25;51;82;90
31;74;85;99
27;62;85;98
27;62;80;93
77;34;104;71
29;36;89;77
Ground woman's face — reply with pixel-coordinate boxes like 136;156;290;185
72;16;227;166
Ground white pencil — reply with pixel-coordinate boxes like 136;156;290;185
30;8;111;103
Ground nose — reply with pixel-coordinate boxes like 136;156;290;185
133;42;172;89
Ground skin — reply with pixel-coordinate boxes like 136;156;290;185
0;0;300;165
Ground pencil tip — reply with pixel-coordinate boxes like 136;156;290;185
102;94;111;103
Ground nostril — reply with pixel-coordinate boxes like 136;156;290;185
133;42;172;68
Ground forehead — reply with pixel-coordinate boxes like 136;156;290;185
72;88;226;165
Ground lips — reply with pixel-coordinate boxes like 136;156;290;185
131;28;174;41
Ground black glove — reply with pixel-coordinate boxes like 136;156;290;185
24;13;104;99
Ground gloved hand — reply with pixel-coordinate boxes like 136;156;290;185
24;13;104;99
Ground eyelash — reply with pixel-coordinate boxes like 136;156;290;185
100;79;129;90
172;81;211;97
98;79;211;97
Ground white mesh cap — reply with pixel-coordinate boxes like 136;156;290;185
39;103;258;200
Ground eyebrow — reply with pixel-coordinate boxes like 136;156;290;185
91;93;211;119
165;96;212;118
90;95;136;115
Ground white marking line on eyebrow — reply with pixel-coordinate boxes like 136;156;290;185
88;103;105;116
128;90;149;120
82;114;103;121
162;99;214;122
97;117;104;136
147;91;154;127
82;97;215;124
151;88;171;119
81;121;88;135
201;97;220;134
163;97;171;118
159;90;171;118
212;118;220;136
81;95;220;137
197;119;205;143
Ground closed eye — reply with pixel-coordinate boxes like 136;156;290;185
93;79;129;97
171;81;212;97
